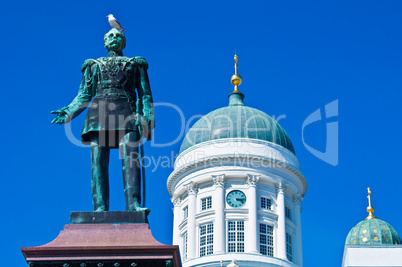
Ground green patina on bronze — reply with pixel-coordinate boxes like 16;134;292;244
51;28;154;213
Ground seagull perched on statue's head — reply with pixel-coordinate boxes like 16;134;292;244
107;14;126;32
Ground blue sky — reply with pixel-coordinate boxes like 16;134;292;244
2;1;402;266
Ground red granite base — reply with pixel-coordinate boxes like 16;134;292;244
21;223;181;267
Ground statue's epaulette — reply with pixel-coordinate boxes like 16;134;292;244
132;56;149;70
81;59;97;72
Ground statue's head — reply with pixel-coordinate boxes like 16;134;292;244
104;28;126;52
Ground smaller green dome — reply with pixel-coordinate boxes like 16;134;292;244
345;218;402;245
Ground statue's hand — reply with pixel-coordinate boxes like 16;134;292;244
51;109;70;124
141;113;155;141
142;113;154;125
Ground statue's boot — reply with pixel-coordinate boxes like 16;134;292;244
91;138;110;211
119;131;149;214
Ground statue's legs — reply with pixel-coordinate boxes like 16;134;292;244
91;137;110;211
119;131;142;211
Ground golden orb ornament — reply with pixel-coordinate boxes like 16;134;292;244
231;74;242;86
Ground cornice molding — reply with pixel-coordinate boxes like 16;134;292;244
176;138;300;168
167;154;307;197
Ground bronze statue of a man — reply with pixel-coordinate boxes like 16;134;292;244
52;28;154;212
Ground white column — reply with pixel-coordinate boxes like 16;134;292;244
276;181;287;260
246;174;260;254
293;194;303;267
186;181;198;259
171;195;182;245
212;174;226;254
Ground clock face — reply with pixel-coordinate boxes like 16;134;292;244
226;190;246;208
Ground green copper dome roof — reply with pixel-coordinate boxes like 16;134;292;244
179;91;295;154
345;218;402;245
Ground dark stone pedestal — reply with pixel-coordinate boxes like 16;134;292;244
69;211;149;224
21;212;181;267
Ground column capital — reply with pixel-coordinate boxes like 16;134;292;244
293;194;303;205
212;174;226;187
246;174;260;187
171;195;182;206
275;181;287;193
185;181;198;195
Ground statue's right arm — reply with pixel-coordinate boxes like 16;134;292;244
51;60;96;124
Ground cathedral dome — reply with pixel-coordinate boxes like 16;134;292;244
179;91;295;154
346;188;402;246
345;218;402;245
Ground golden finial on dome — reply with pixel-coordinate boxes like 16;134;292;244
231;54;242;92
366;187;377;220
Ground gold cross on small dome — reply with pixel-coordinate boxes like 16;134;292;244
366;187;377;220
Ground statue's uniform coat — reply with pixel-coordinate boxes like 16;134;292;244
63;56;153;145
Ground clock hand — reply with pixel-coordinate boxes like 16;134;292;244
235;198;246;202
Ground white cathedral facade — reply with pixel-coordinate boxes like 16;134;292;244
167;56;306;267
166;56;402;267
